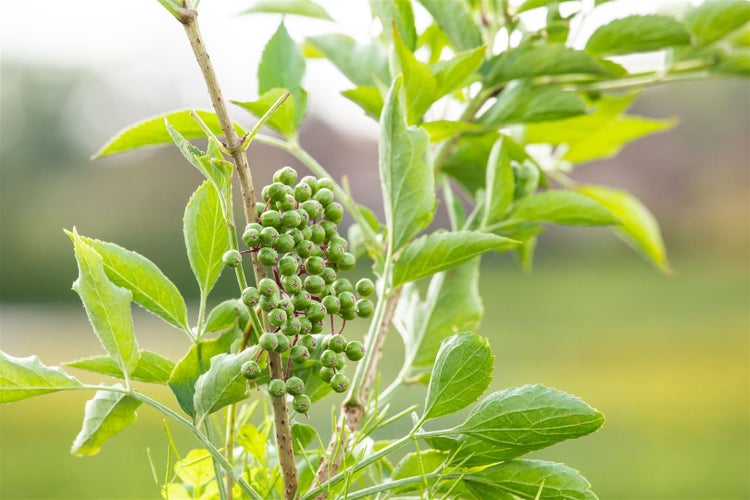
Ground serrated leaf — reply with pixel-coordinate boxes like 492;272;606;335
524;93;676;164
380;76;435;251
64;350;175;385
422;120;485;142
78;236;188;332
431;45;486;98
484;44;611;85
685;0;750;44
391;449;449;483
292;423;320;453
306;35;390;87
479;82;587;127
511;190;620;226
393;231;518;286
372;0;417;50
416;0;482;51
259;22;307;131
93;110;246;159
68;231;139;379
233;88;297;137
193;347;260;425
341;86;384;118
576;184;670;272
423;333;493;420
483;138;515;226
463;460;598;500
0;353;83;403
71;388;142;456
586;15;690;56
241;0;333;20
183;181;229;299
454;385;605;459
168;331;236;417
392;26;438;124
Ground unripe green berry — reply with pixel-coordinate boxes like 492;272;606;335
300;175;318;193
306;301;327;322
309;224;326;244
281;210;302;229
274;166;298;186
222;249;241;268
327;334;347;353
285;376;305;396
297;209;310;228
356;298;374;318
261;184;271;202
305;256;325;275
259;294;279;312
296;240;315;259
292;291;311;311
321;295;341;314
274;333;290;352
294;183;312;202
326;243;346;263
256;202;265;217
258;278;278;297
241;286;261;307
299;333;317;350
282;317;301;335
268;379;286;398
345;341;365;361
261;210;282;229
258;247;278;266
320;221;338;241
259;332;279;351
281;274;303;294
338;252;356;271
259;226;279;247
268;308;287;327
320;349;337;368
324;202;344;224
278;255;299;276
275;233;296;253
318;177;335;191
267;182;287;202
356;278;375;297
288;228;304;244
279;298;295;315
304;275;326;295
330;373;350;393
242;228;261;247
334;352;347;370
340;308;358;321
310;320;324;334
293;394;311;413
300;200;323;219
333;278;354;295
339;291;356;310
277;194;296;212
241;360;262;380
319;366;335;383
320;266;337;284
298;316;313;335
314;188;334;206
290;345;310;363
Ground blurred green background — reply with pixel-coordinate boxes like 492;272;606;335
1;58;748;499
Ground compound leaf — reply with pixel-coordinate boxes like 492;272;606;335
380;76;435;251
423;333;493;420
71;388;141;456
431;45;486;99
306;35;389;87
64;350;175;385
511;190;620;226
479;83;587;127
393;26;437;124
0;353;83;403
586;15;691;56
685;0;750;44
416;0;482;51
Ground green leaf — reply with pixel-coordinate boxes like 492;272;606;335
393;231;518;286
174;449;214;489
576;184;670;272
391;449;449;482
183;181;229;299
483;138;515;226
379;76;435;251
0;353;82;403
258;22;307;131
78;236;189;332
416;0;482;51
517;0;562;13
479;83;587;127
463;460;597;500
586;15;691;56
306;35;389;87
454;384;605;458
233;88;297;137
511;190;620;226
685;0;750;44
292;423;320;453
238;423;268;461
65;350;175;385
241;0;333;20
71;388;142;456
93;110;245;159
431;45;486;98
484;44;611;85
68;230;139;379
193;348;260;425
714;49;750;76
423;333;493;420
168;331;236;417
372;0;417;50
392;26;438;124
422;120;485;143
203;299;250;336
524;94;676;164
341;86;384;118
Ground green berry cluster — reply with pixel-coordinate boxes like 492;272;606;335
234;167;375;414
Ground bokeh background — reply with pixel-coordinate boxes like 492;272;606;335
1;1;748;499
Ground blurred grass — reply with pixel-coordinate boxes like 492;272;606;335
1;252;747;499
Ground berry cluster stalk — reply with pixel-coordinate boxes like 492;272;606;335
180;11;298;499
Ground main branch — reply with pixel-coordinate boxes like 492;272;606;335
181;11;298;499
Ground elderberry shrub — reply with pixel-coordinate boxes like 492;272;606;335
231;167;375;413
